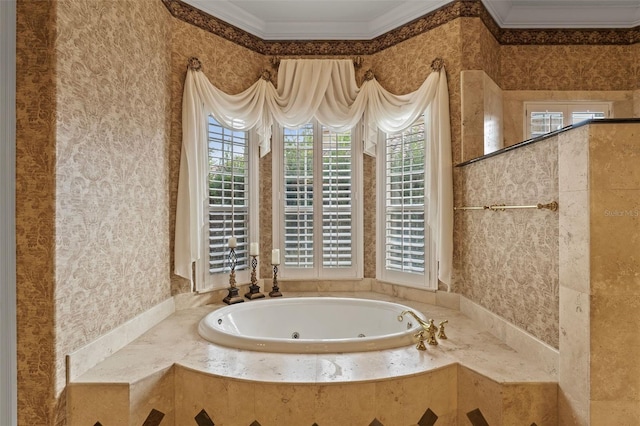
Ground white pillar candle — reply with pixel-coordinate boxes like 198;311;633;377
250;242;259;256
228;236;237;248
271;249;280;265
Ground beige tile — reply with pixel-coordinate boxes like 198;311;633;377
67;383;129;425
558;125;589;192
590;294;640;402
394;285;437;305
591;400;640;426
174;367;228;425
461;70;486;160
501;383;558;426
435;411;458;426
270;279;317;292
314;383;377;425
418;367;458;421
375;367;457;426
557;389;589;426
371;280;396;297
353;278;374;292
590;189;640;296
589;123;640;191
459;296;507;342
373;378;407;426
253;383;317;426
129;368;175;426
483;72;504;154
558;286;590;414
227;380;258;424
504;324;559;378
317;280;357;292
457;366;502;426
559;190;590;294
176;368;259;425
502;96;525;146
436;290;460;310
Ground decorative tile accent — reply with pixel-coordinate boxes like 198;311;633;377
161;0;640;57
143;408;165;426
418;408;439;426
249;421;261;426
369;419;384;426
195;409;215;426
94;423;103;426
466;408;490;426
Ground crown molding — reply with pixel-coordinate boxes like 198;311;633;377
161;0;640;57
181;0;454;41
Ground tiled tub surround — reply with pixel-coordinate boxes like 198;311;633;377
557;121;640;424
67;292;557;425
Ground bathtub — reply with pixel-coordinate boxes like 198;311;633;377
198;297;425;353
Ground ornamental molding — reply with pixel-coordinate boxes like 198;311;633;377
161;0;640;56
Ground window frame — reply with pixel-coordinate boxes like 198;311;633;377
376;119;436;289
196;117;259;292
272;120;363;280
524;101;612;139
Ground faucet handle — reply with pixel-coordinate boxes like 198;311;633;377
413;330;427;351
438;320;448;339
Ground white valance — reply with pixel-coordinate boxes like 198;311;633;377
175;58;453;289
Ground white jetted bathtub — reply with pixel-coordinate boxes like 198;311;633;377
198;297;425;353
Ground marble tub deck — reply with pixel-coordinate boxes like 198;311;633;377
68;292;558;425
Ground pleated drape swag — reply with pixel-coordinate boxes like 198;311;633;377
175;58;453;290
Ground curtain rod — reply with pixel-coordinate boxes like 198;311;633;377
454;201;558;212
269;56;365;69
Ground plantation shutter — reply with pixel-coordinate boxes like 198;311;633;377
282;123;354;270
384;121;425;274
283;124;315;268
321;128;352;268
207;116;249;275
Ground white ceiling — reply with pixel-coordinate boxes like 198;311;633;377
182;0;640;40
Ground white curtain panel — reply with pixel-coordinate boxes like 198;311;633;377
175;58;453;289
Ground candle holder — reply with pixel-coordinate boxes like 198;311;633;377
223;247;244;305
269;265;282;297
244;255;265;300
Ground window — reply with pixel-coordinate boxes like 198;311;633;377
525;102;611;139
272;121;362;279
377;119;434;288
198;116;258;290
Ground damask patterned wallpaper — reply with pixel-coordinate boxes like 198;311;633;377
54;0;173;398
454;137;560;348
461;17;501;86
17;1;173;424
371;19;463;164
500;44;636;91
16;1;57;424
169;18;269;293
